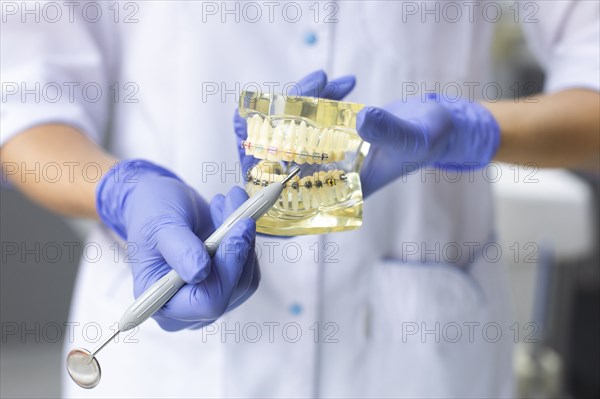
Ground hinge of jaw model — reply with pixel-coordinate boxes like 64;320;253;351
238;90;370;236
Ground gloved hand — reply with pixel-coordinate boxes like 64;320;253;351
233;70;357;175
96;160;259;331
357;94;500;197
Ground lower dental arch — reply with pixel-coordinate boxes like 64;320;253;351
245;164;349;212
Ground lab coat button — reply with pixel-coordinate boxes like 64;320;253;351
289;303;303;315
304;31;318;45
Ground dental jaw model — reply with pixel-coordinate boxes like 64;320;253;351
239;90;369;236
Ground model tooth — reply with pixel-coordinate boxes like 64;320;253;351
312;129;323;154
304;176;315;209
244;142;253;156
282;121;296;162
246;115;257;142
334;170;345;200
327;131;337;162
328;184;336;205
299;176;312;210
294;121;308;164
341;134;350;160
254;119;271;159
341;134;350;157
251;115;264;144
290;185;299;212
245;115;260;156
246;182;257;196
306;127;320;164
307;176;317;209
329;178;338;204
312;171;320;204
322;171;335;205
261;119;273;141
294;150;306;164
267;125;284;162
280;187;289;210
313;172;322;205
307;174;318;209
314;129;329;162
318;171;329;205
299;185;307;210
244;116;255;156
308;126;320;148
332;132;345;162
322;130;335;162
287;175;300;210
339;178;349;199
297;121;307;145
249;166;261;182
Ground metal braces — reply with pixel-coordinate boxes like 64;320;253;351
242;141;330;161
245;172;347;190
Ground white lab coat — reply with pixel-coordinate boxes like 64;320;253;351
2;1;598;398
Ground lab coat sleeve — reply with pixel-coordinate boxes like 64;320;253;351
520;1;600;93
0;2;115;147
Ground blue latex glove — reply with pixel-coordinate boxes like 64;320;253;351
357;94;500;197
233;70;357;176
96;160;259;331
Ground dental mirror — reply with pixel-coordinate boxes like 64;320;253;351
66;348;101;389
66;330;119;389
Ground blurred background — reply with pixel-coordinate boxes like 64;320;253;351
1;9;599;399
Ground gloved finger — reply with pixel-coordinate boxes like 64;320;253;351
227;253;260;312
152;313;218;331
152;313;197;332
189;190;216;241
210;187;251;252
158;218;255;321
219;187;258;305
357;106;427;150
152;312;219;331
288;70;328;97
153;226;212;285
228;242;258;306
211;217;255;298
187;320;216;330
209;193;226;227
320;75;356;101
130;259;207;331
222;186;250;219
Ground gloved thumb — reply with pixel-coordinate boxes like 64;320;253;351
357;106;428;152
213;218;256;297
154;226;212;284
